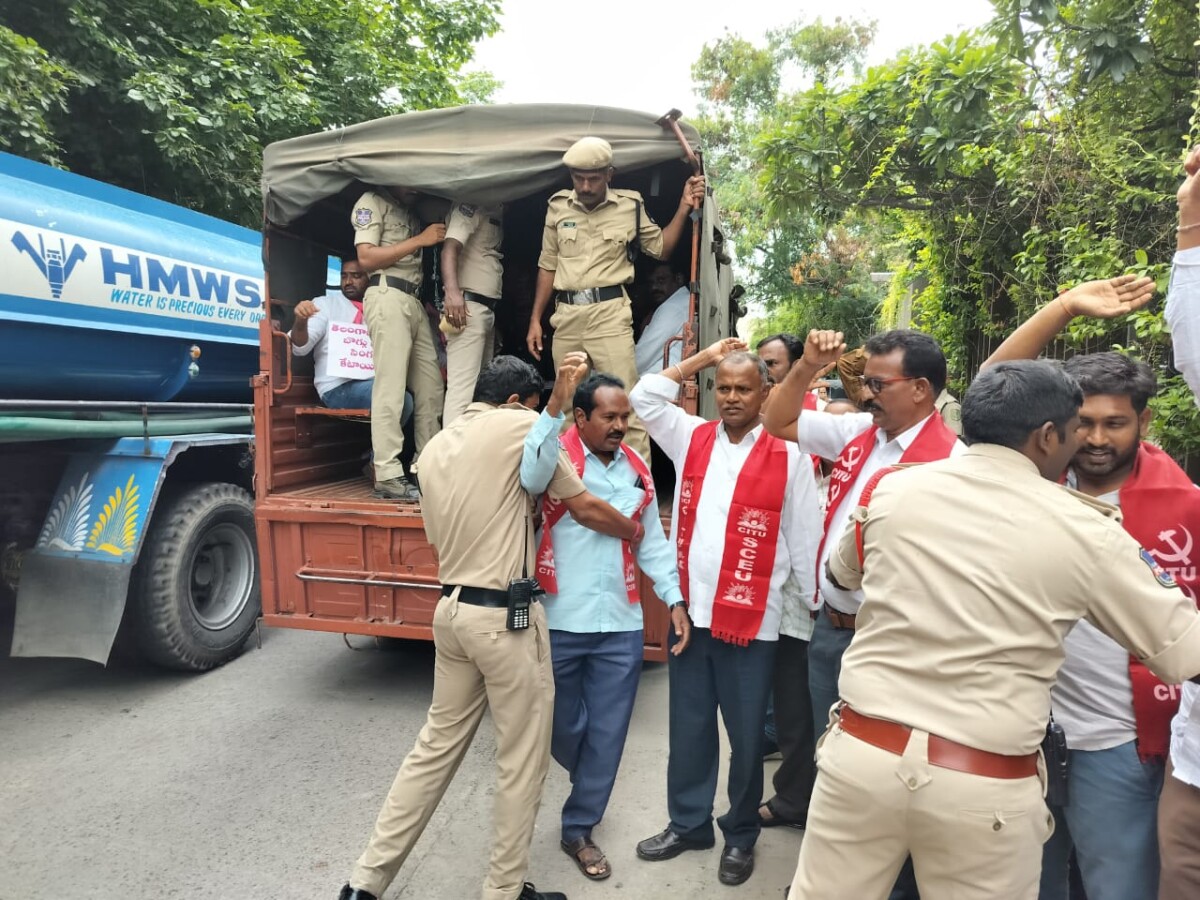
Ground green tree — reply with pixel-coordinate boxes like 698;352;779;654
692;18;893;348
1;0;499;224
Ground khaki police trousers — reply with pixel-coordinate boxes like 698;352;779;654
443;300;495;427
1159;761;1200;899
363;283;443;481
789;719;1053;900
549;295;649;461
349;591;554;900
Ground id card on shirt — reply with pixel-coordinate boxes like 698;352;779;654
325;322;374;380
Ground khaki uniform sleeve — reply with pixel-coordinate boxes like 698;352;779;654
537;201;559;271
1085;525;1200;684
546;448;585;500
828;503;867;592
445;202;482;246
638;196;666;260
352;193;385;247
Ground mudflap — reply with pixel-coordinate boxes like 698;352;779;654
11;555;131;663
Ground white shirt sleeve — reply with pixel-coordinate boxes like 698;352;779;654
782;450;824;610
289;300;329;357
794;410;876;460
635;287;690;377
1165;248;1200;399
628;372;705;463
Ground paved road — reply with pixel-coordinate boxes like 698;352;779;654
1;616;805;899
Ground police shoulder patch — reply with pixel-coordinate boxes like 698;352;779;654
560;221;576;229
354;207;374;227
1140;548;1178;588
458;203;476;217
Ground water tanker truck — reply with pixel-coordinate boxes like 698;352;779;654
0;151;267;671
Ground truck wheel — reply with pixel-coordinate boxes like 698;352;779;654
130;482;260;671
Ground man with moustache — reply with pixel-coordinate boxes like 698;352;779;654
630;338;822;886
527;136;706;461
787;359;1200;899
527;373;691;882
764;329;965;739
353;184;447;501
982;273;1188;900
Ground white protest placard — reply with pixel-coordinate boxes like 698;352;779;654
325;321;374;380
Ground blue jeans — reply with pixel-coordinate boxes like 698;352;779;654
808;610;855;739
321;379;413;426
549;629;644;843
1038;740;1164;900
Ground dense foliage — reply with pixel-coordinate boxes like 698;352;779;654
1;0;500;225
695;2;1200;462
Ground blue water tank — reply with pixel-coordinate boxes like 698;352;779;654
0;153;266;402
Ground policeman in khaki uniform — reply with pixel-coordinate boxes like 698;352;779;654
527;136;706;461
353;186;446;501
441;200;504;426
788;360;1200;900
338;354;647;900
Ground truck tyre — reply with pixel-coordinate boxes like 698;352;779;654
130;482;260;671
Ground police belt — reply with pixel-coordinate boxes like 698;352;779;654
462;290;499;311
838;706;1039;779
441;584;522;608
824;606;857;630
553;285;624;305
367;274;421;296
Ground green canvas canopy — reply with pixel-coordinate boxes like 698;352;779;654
261;104;702;228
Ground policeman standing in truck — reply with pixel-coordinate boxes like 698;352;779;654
526;136;705;461
353;186;446;502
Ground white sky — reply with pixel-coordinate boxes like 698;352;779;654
472;0;997;114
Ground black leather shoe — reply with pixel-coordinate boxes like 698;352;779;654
518;882;567;900
718;845;755;885
636;826;715;861
337;885;377;900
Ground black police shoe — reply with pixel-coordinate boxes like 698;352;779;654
337;885;377;900
518;882;567;900
635;826;715;861
718;845;755;885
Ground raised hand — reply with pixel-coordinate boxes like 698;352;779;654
803;330;847;369
548;351;590;415
293;300;320;320
1179;146;1200;215
704;337;747;367
1061;274;1155;320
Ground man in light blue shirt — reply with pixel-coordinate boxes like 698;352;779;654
523;373;690;883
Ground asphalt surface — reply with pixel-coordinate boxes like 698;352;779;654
0;613;807;900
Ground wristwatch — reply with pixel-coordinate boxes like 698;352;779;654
669;600;688;612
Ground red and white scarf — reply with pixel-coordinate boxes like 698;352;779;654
1114;443;1200;762
676;421;791;646
815;413;959;596
536;426;654;603
350;299;364;324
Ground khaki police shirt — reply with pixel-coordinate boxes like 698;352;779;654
537;188;666;290
828;443;1200;756
935;389;963;436
351;190;423;284
416;401;585;591
445;201;503;300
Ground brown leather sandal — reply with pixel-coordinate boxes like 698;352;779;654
561;836;612;880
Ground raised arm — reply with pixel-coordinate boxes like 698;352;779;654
520;351;590;494
658;175;707;258
764;330;846;443
1167;147;1200;397
981;275;1155;369
356;223;445;274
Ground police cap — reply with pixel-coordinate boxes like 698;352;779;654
563;137;613;171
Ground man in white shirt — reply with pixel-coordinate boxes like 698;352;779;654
763;329;965;739
634;263;690;377
1159;144;1200;900
290;258;413;425
630;338;821;888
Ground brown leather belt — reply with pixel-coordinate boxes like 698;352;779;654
839;706;1039;779
463;290;499;311
825;606;857;630
367;274;421;296
553;285;624;305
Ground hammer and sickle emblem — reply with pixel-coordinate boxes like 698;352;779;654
842;445;863;469
1154;528;1194;565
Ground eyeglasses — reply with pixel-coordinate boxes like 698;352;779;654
862;376;917;393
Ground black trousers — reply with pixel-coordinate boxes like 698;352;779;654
666;627;776;849
764;634;817;822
